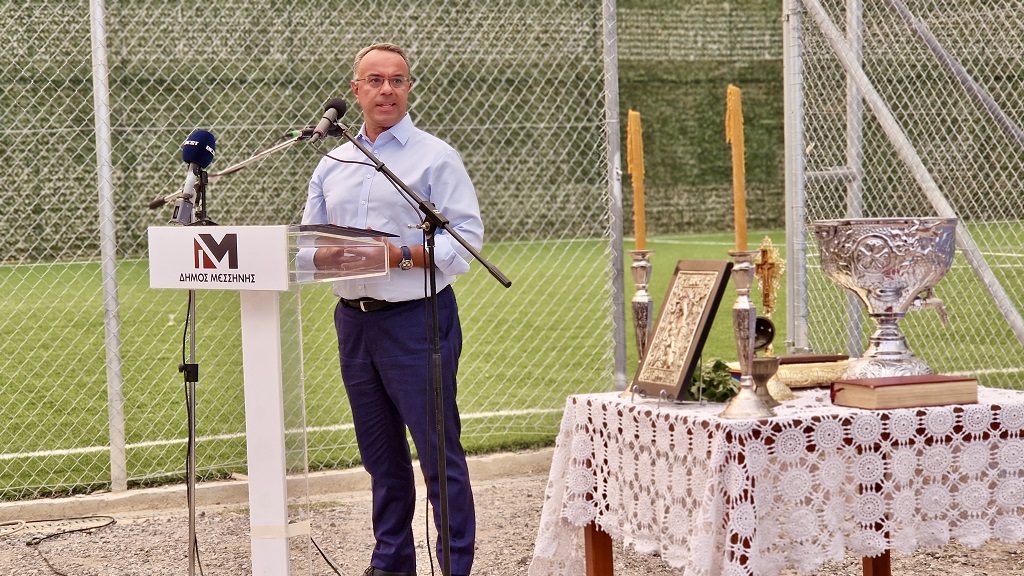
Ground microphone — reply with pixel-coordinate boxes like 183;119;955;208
149;190;180;210
289;123;343;141
309;98;347;145
170;130;216;224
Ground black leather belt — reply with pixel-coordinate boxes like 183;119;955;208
339;297;401;312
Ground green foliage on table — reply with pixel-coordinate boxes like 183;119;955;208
690;358;739;402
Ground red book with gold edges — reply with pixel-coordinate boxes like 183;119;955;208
830;374;978;409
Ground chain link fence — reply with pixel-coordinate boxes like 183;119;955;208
1;0;619;500
9;0;1019;503
785;0;1024;385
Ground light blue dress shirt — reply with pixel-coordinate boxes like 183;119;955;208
300;114;483;302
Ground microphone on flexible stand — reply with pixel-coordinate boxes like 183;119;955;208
308;98;347;145
148;120;337;203
171;129;216;224
148;106;343;216
160;130;216;224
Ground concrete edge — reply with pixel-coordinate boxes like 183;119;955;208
0;448;554;523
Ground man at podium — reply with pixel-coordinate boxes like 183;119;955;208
300;42;483;576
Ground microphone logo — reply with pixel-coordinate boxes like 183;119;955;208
182;139;216;158
181;138;215;155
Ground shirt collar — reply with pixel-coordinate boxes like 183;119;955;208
356;114;413;147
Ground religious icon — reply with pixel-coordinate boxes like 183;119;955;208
631;260;732;402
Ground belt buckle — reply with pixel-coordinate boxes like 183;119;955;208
358;300;371;312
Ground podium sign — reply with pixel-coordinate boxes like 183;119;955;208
148;225;289;291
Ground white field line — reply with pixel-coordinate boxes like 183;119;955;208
949;366;1024;377
0;408;564;461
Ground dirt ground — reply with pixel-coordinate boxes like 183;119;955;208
2;451;1024;575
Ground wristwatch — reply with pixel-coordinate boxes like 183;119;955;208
399;245;413;270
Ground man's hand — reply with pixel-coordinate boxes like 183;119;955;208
313;245;381;273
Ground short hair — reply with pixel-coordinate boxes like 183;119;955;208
353;43;410;79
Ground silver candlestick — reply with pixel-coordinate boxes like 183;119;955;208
628;249;655;358
720;249;776;419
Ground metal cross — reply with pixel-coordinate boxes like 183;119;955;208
754;237;785;318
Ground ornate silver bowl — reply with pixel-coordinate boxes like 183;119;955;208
811;217;957;379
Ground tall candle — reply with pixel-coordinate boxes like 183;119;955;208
627;109;646;250
725;84;747;251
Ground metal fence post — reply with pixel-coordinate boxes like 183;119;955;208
89;0;127;492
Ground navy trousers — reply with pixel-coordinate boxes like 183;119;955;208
334;286;475;575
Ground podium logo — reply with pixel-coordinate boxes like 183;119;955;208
194;233;239;269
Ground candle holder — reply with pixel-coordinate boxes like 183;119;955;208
751;356;781;409
628;249;655;358
719;250;776;419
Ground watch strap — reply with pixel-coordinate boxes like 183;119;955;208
399;245;412;269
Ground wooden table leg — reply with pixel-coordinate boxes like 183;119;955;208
584;521;614;576
862;550;891;576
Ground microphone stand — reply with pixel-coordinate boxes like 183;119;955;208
332;123;510;288
189;170;217;226
182;290;200;576
205;132;309;184
333;121;511;576
181;169;216;576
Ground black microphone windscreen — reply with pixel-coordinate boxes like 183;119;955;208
323;98;347;117
181;129;217;168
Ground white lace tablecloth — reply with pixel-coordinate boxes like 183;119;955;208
528;386;1024;576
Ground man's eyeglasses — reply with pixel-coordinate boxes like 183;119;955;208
354;76;412;90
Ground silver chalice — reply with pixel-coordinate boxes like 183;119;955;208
811;217;957;379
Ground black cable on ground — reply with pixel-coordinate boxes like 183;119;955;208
311;535;343;575
24;515;117;576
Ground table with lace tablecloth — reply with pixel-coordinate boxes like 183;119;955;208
528;386;1024;576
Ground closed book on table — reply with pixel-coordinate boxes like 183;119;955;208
830;374;978;409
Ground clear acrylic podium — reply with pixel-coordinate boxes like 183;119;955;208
148;224;390;576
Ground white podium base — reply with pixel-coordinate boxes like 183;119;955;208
240;290;308;576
